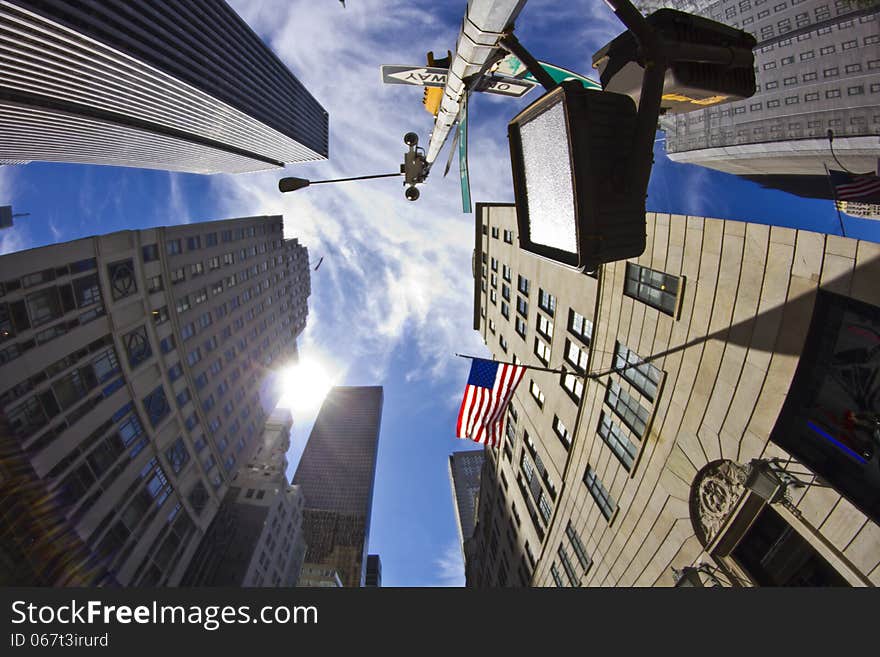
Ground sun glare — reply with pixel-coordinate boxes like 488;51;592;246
276;357;335;413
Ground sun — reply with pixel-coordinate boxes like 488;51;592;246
276;357;336;413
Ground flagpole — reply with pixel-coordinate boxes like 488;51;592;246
824;163;848;238
455;353;578;377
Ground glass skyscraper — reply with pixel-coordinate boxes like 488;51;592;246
0;0;329;173
293;386;383;588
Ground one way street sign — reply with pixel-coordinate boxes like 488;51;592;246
380;65;536;98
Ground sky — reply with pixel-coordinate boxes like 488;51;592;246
1;0;878;587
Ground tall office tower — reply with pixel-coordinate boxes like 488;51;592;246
293;386;383;588
836;200;880;219
468;202;879;587
0;0;328;173
365;554;382;587
635;0;879;175
0;214;310;586
448;450;484;558
181;410;307;587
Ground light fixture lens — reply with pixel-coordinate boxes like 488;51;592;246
519;99;578;254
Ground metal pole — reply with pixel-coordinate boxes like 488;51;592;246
308;172;402;185
604;0;667;202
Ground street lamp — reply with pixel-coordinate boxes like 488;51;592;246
279;133;428;201
503;1;757;272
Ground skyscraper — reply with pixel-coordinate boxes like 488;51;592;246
0;214;310;585
448;450;484;557
468;202;879;587
293;386;383;588
0;0;328;173
181;410;307;587
636;0;879;175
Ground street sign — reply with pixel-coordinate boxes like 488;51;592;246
476;76;535;97
381;65;448;87
492;54;603;90
381;65;536;97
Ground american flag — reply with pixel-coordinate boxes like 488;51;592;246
829;169;880;202
456;358;526;447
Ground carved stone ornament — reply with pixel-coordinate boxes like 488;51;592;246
689;459;750;548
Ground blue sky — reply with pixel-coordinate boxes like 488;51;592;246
1;0;878;587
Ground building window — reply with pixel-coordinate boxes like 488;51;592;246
501;302;510;320
165;437;190;475
824;67;839;77
803;71;817;81
550;564;565;587
563;339;588;373
166;239;182;256
490;257;498;272
583;465;616;521
501;283;510;302
567;309;593;346
124;325;152;369
107;260;137;301
847;85;864;96
598;412;639;471
186;236;201;251
491;226;499;239
536;314;553;342
515;316;527;339
826;89;841;98
143;385;170;428
142;244;159;262
624;262;680;316
517;275;530;296
490;290;497;305
605;381;651;438
558;545;578;586
552;415;572;448
560;372;583;405
503;229;514;244
614;342;662;401
516;296;528;318
499;335;508;353
529;380;545;408
537;289;556;316
565;522;592;573
147;275;163;293
534;337;551;365
502;264;511;282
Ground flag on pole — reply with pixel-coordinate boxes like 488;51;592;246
456;358;526;447
828;169;880;202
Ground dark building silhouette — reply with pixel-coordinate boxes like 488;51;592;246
365;554;382;587
0;0;328;173
293;386;382;588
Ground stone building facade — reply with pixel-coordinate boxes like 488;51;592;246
468;202;880;587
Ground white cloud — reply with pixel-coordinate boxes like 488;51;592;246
216;0;491;385
433;539;466;587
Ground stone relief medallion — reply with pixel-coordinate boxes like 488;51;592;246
689;459;749;547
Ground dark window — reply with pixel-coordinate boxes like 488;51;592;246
107;260;137;301
583;465;616;521
142;244;159;262
598;412;638;471
143;386;170;428
165;437;190;475
124;325;152;368
732;506;849;586
624;263;680;315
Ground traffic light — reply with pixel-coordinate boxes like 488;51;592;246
422;50;451;116
592;9;756;114
422;87;442;116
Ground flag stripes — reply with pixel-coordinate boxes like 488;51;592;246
829;169;880;201
456;358;526;447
